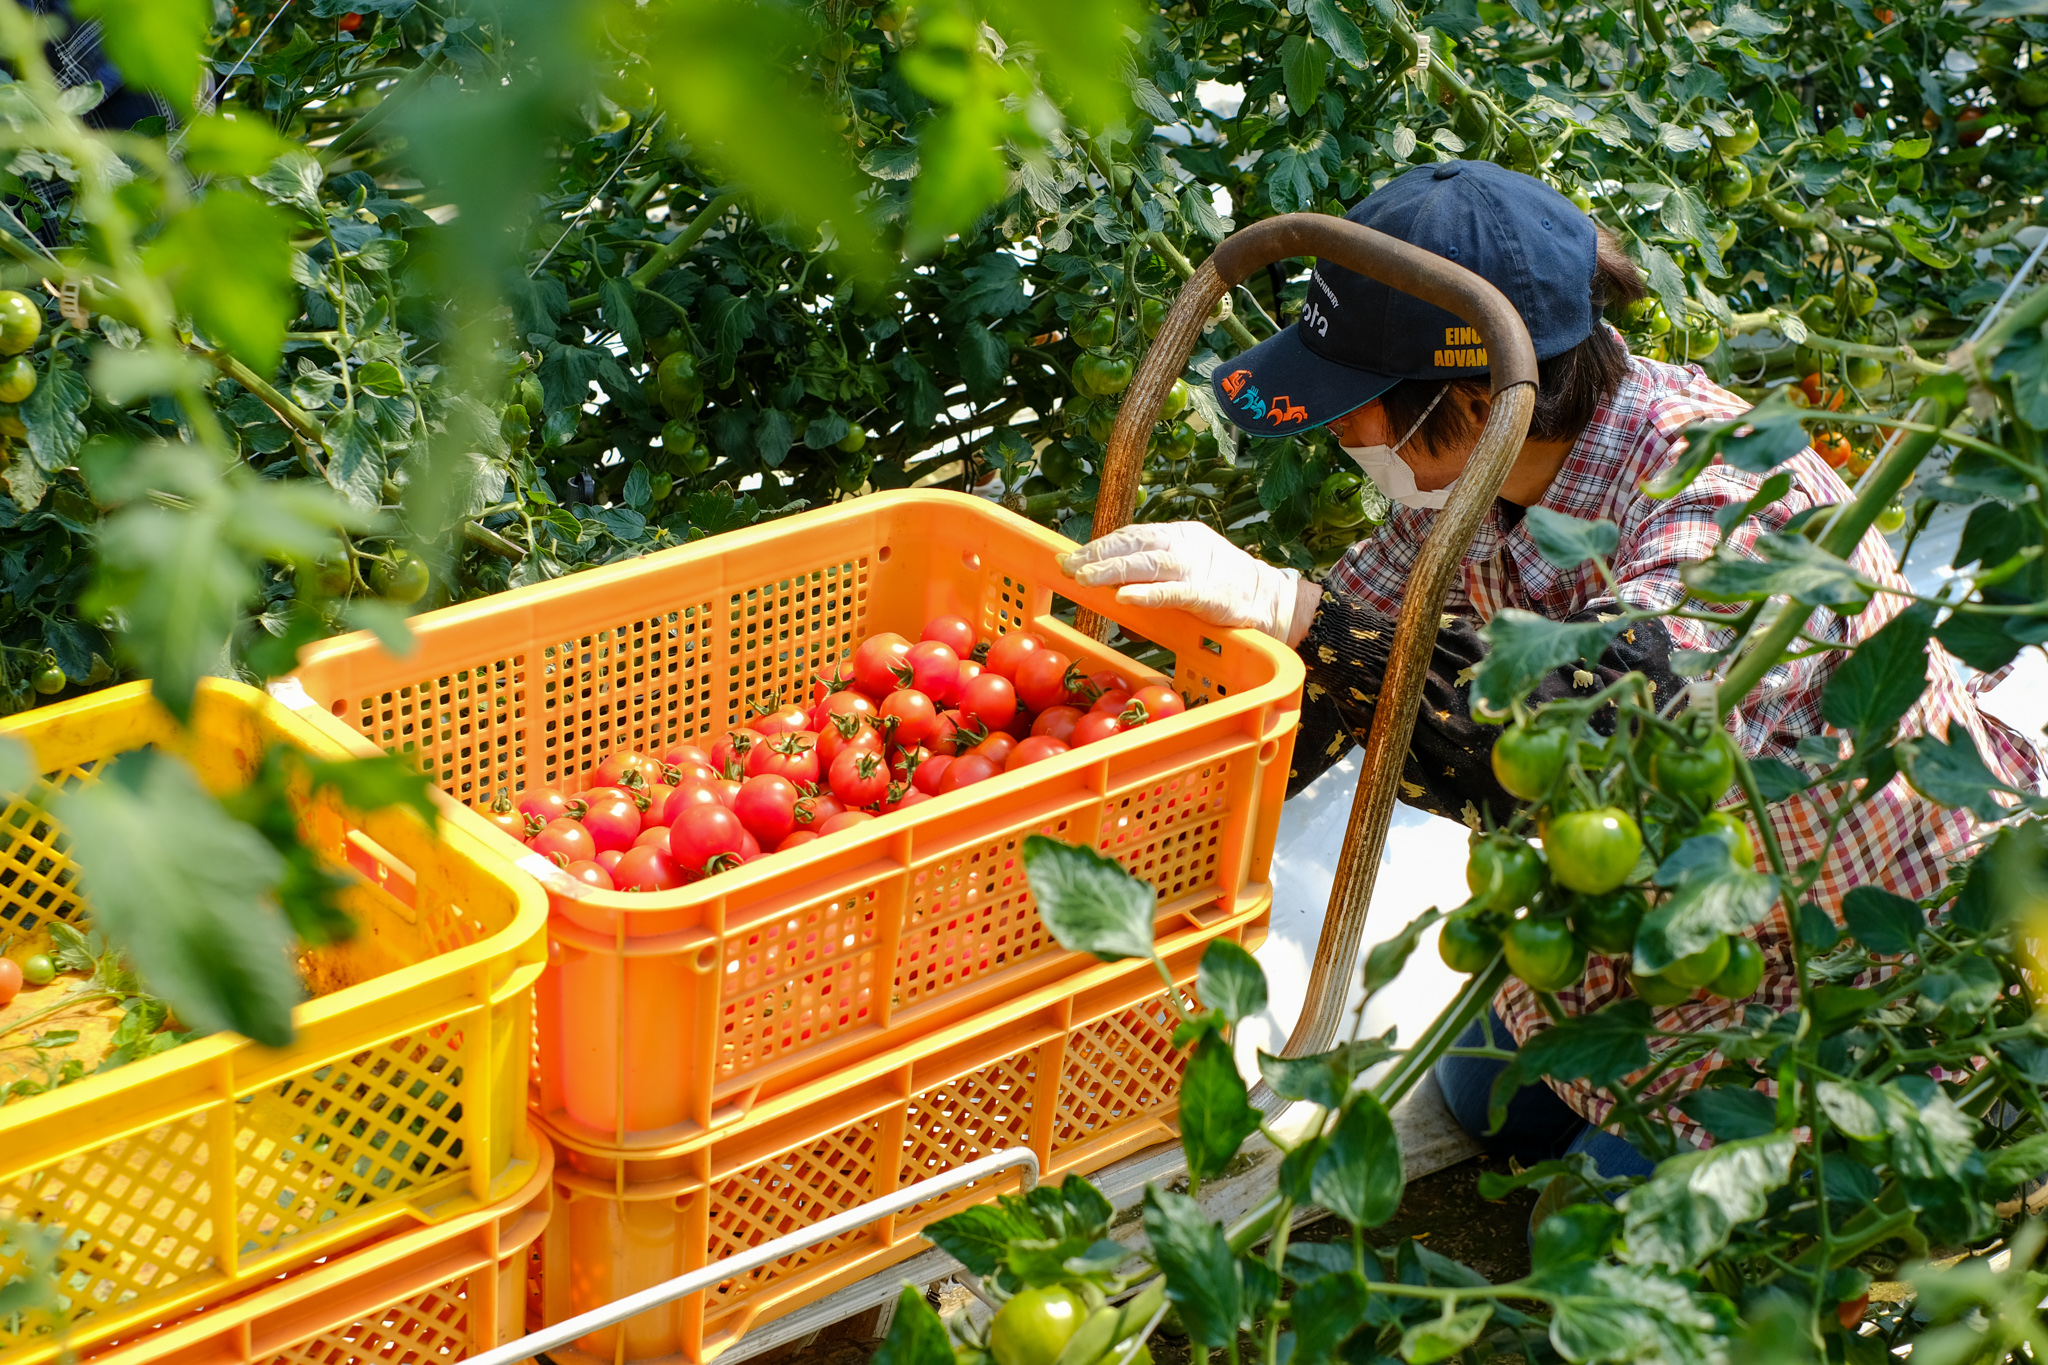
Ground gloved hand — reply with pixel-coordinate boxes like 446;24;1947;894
1058;522;1307;642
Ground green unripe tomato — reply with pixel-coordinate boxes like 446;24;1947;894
1706;161;1752;207
989;1285;1088;1365
1542;808;1643;895
1075;353;1135;397
0;290;41;355
1156;423;1198;463
1570;886;1648;957
1466;837;1546;913
1567;186;1595;212
662;418;698;457
371;549;430;604
657;351;705;417
32;662;65;695
1713;220;1738;258
0;355;36;404
1504;915;1586;993
1833;273;1877;318
1711;110;1760;155
1707;935;1765;999
0;404;22;438
1158;378;1191;422
1795;345;1826;377
1845;355;1884;388
1625;297;1672;336
1140;296;1169;338
1631;968;1697;1007
650;471;674;502
1314;470;1370;528
837;425;868;453
1876;502;1908;534
1682;320;1721;360
22;952;55;985
1069;306;1117;350
1439;909;1503;975
1690;810;1757;868
647;330;686;362
1491;722;1570;800
1649;729;1736;809
1085;405;1117;442
1661;935;1732;990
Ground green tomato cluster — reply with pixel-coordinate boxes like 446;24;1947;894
1440;716;1764;1002
971;1282;1159;1365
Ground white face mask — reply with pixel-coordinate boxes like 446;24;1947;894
1341;389;1450;510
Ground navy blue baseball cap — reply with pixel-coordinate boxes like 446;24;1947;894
1210;161;1598;439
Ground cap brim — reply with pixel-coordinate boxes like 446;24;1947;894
1207;324;1399;439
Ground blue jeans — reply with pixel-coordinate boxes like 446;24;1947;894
1434;1008;1657;1181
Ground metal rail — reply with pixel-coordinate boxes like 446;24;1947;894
460;1148;1041;1365
1077;214;1538;1109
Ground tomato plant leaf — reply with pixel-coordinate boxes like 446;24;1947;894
1681;532;1872;607
1256;1034;1398;1110
1281;34;1327;116
1180;1029;1261;1183
1821;601;1936;740
1539;1261;1728;1364
1304;0;1370;64
1021;835;1158;961
921;1204;1040;1277
23;361;90;474
324;409;387;511
1620;1133;1797;1269
1524;507;1620;569
144;191;296;371
1141;1186;1241;1349
1487;1001;1652;1130
1635;865;1778;974
1896;727;2011;822
1933;610;2024;674
1747;757;1813;801
1675;1087;1778;1142
1471;610;1626;716
1399;1304;1492;1364
52;750;303;1047
74;0;210;112
871;1284;954;1365
1284;1272;1371;1365
1311;1089;1404;1229
1840;884;1923;955
1197;939;1267;1024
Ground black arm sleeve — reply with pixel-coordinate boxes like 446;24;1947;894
1285;586;1690;826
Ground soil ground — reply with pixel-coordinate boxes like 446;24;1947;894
746;1154;1537;1365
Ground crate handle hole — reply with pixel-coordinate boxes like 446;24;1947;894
332;699;347;717
962;550;981;571
1258;740;1280;764
692;943;719;973
878;545;892;562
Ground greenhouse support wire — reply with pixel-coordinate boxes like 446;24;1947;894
457;1147;1042;1365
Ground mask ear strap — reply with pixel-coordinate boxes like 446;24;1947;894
1390;387;1447;455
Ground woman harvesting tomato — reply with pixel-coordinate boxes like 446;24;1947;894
1061;160;2041;1179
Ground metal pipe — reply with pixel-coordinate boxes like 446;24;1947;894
459;1148;1041;1365
1077;214;1538;1106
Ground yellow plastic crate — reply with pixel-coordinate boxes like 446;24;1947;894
0;681;549;1365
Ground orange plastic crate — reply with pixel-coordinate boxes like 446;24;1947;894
530;913;1252;1365
73;1126;552;1365
282;491;1303;1151
0;682;549;1365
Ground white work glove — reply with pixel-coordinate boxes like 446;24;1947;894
1059;522;1303;642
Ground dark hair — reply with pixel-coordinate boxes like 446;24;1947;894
1377;226;1648;455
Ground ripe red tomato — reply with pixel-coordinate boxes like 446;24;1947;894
709;777;741;807
1959;106;1987;145
1007;736;1071;770
1032;706;1083;743
881;688;939;748
1012;649;1071;714
914;755;952;794
518;788;572;824
1077;669;1123;705
633;825;672;851
817;810;876;835
579;793;644;853
660;780;724;823
891;788;933;811
920;615;977;656
659;743;713;772
749;731;821;785
672;803;747;875
960;674;1018;731
483;794;528;840
531;817;597;865
591;751;660;790
927;710;983;756
737;829;762;861
668;761;718;789
971;731;1018;767
0;957;21;1006
822;690;879;727
734;774;801;848
613;845;684;891
560;859;614;891
829;746;892;808
1836;1294;1870;1330
1126;684;1187;725
938;753;1002;793
709;728;765;778
752;701;811;736
794;790;846;829
1071;711;1125;746
338;11;364;31
852;633;915;697
818;713;883;766
1090;689;1131;715
984;631;1042;680
779;830;821;851
907;641;961;704
811;659;856;705
955;659;983;695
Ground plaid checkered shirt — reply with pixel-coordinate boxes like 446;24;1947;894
1321;351;2044;1147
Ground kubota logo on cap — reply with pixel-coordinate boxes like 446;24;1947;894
1219;369;1307;425
1434;326;1487;368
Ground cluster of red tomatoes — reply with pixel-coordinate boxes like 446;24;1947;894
485;615;1188;892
